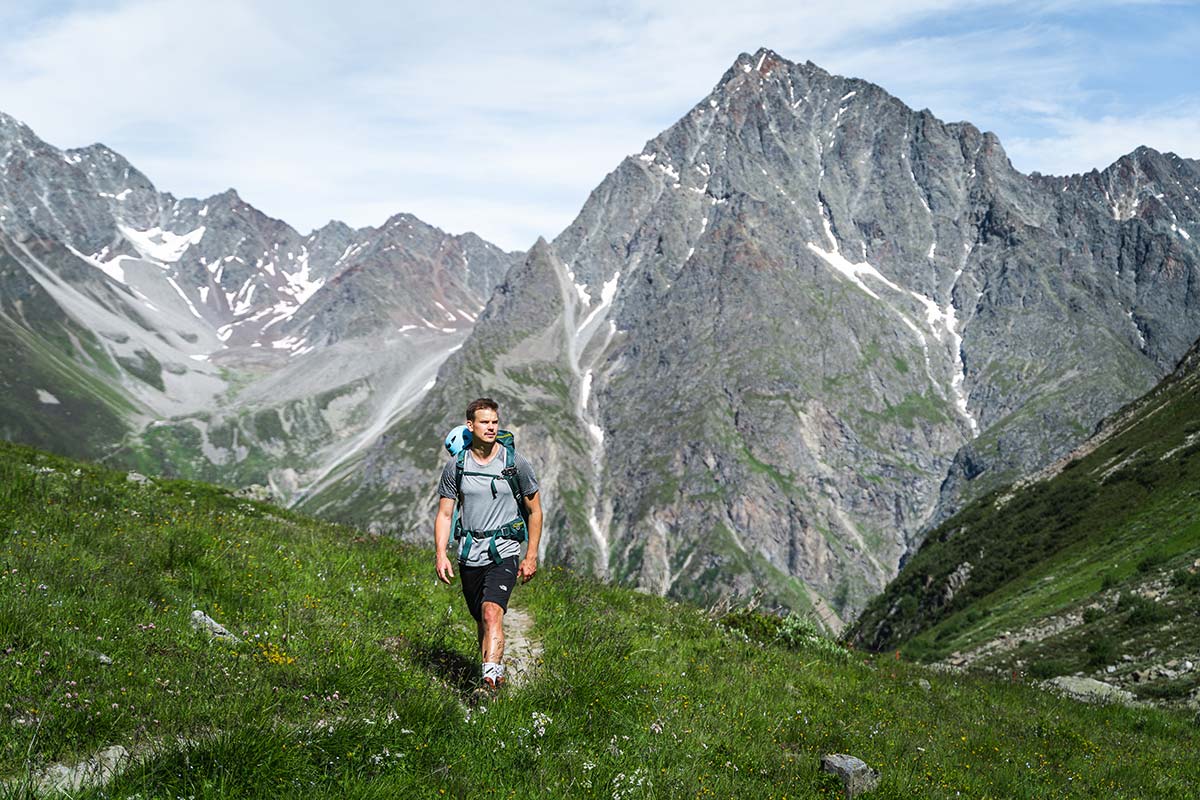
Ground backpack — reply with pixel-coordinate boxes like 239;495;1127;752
451;429;530;564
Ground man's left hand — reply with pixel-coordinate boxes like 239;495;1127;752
518;556;538;583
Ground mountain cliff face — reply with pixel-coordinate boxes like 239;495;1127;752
0;111;517;488
308;49;1200;625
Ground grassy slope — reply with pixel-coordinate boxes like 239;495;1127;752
1;440;1197;798
850;343;1200;692
0;314;135;462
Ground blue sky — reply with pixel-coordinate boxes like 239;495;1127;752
2;1;1197;250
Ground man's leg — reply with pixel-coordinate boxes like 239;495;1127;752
480;600;506;665
478;557;518;688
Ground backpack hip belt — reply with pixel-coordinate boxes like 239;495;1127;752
456;518;527;564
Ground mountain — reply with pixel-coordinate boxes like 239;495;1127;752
0;110;518;490
849;338;1200;706
303;49;1200;625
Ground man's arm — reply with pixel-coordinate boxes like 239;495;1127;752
518;492;542;583
434;496;456;584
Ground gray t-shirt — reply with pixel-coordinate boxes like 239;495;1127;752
439;448;538;566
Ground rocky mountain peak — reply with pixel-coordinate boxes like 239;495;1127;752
0;111;37;145
316;49;1200;623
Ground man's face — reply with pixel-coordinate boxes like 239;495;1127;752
467;408;500;443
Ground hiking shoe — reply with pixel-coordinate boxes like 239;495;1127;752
483;675;506;692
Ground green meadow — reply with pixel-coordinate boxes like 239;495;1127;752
1;440;1197;798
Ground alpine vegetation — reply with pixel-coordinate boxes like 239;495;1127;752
1;440;1196;797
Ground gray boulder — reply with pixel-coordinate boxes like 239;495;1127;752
1047;676;1137;706
35;744;129;795
820;753;880;797
189;609;240;644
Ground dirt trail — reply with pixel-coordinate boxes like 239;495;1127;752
504;605;543;687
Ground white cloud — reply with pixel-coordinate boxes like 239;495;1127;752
1;1;1195;249
1005;103;1200;176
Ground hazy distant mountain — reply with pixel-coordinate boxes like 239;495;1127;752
0;110;519;490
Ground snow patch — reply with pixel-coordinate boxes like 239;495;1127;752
230;280;258;316
165;277;203;320
272;335;307;351
65;245;127;284
285;251;324;306
1127;310;1146;348
580;371;604;447
117;224;205;264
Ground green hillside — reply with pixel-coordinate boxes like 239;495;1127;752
1;439;1197;798
851;342;1200;705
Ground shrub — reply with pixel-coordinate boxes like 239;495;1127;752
1118;594;1168;626
1137;550;1167;574
1029;658;1073;679
720;608;782;644
1085;636;1117;667
1081;607;1104;625
776;613;850;661
1171;569;1200;591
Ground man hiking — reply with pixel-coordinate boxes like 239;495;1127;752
434;397;543;690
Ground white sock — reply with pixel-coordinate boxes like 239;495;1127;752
482;661;501;680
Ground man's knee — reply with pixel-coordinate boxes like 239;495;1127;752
481;601;504;627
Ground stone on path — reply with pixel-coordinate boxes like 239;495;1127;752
820;753;879;798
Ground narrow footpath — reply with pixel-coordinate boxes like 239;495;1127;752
503;605;543;688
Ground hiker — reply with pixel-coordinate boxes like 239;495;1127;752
434;397;543;690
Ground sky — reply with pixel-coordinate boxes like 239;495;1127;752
1;1;1197;251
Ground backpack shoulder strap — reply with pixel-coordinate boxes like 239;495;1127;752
454;448;467;497
495;430;529;525
452;449;467;543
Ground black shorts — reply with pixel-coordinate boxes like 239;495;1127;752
459;556;519;622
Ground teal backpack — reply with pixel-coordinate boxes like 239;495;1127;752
451;429;530;564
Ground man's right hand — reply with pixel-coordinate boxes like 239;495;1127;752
435;553;455;585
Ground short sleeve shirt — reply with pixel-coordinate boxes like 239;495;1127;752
439;448;538;566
